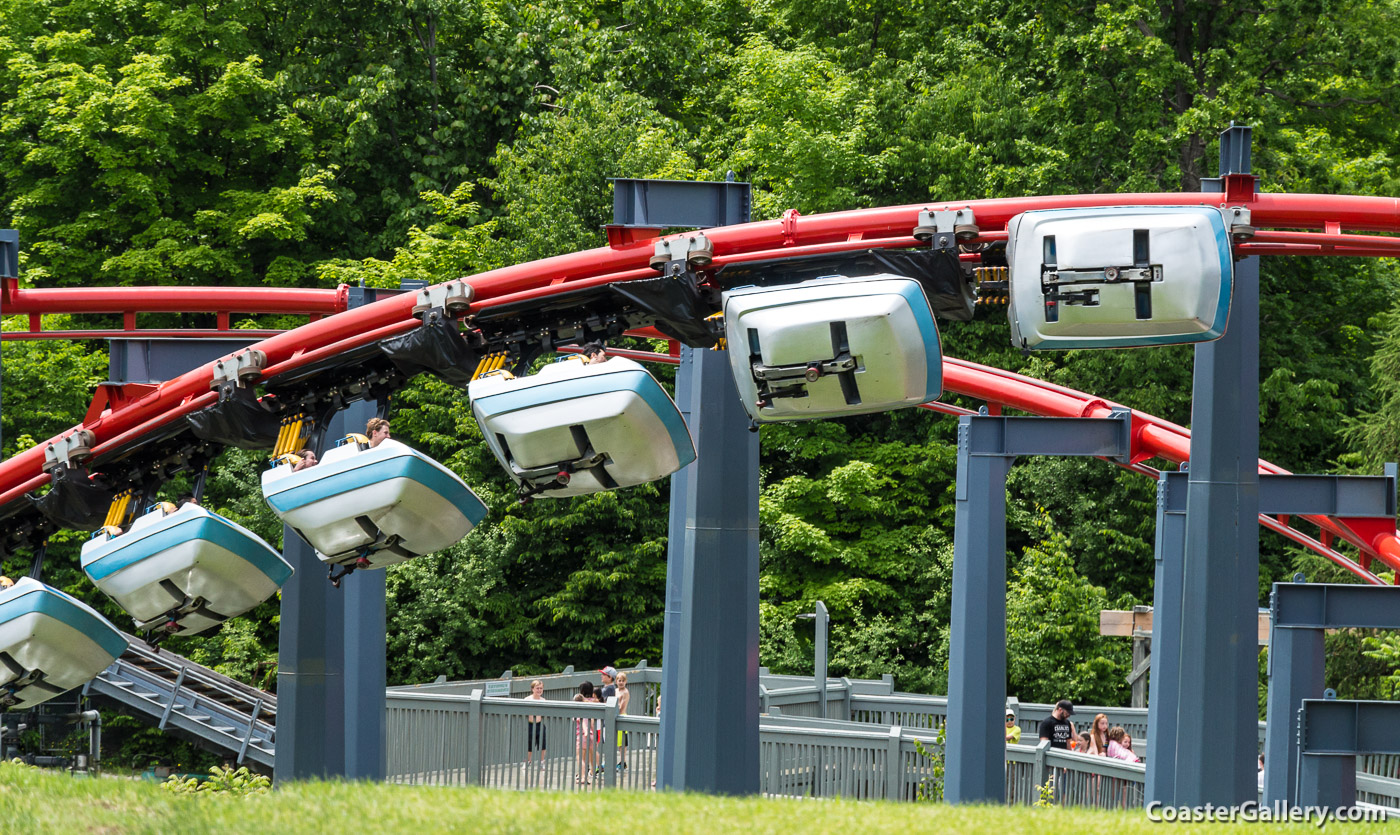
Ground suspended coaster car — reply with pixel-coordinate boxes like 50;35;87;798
469;356;696;500
722;274;943;423
0;578;126;710
1006;205;1236;350
261;437;486;571
80;502;293;637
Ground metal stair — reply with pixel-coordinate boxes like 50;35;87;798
83;632;276;770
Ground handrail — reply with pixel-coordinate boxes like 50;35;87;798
118;632;276;716
382;685;1400;808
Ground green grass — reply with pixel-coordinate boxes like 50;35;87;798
0;765;1390;834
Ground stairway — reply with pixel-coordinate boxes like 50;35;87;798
83;632;276;770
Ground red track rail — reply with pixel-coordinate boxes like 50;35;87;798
0;279;347;340
3;191;1399;581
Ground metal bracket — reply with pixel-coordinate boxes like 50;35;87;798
649;233;714;270
411;279;475;316
751;354;859;409
208;349;266;389
913;208;978;251
753;355;857;385
1043;265;1162;287
42;430;97;473
1224;206;1255;241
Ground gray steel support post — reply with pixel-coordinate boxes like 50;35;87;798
1146;471;1187;805
658;346;760;794
0;229;18;455
1299;754;1355;809
1157;470;1395;806
1264;582;1400;806
1173;130;1261;807
945;412;1130;804
275;455;347;781
341;396;386;781
1297;699;1400;808
1263;623;1324;806
945;430;1012;805
276;285;390;783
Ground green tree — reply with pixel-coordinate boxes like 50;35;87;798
1006;513;1132;705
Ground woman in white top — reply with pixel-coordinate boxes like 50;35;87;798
524;679;547;773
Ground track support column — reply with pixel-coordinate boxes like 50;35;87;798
341;395;386;781
945;411;1131;804
945;421;1013;804
275;483;347;781
659;346;761;794
1264;582;1400;806
276;286;389;783
1146;470;1187;805
1172;124;1261;806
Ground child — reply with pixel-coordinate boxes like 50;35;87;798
574;681;598;784
1105;726;1140;762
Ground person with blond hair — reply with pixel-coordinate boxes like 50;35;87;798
524;679;547;774
615;671;631;772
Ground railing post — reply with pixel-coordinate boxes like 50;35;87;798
886;726;902;800
466;689;483;785
1033;739;1050;794
603;697;618;787
238;698;263;765
158;667;187;730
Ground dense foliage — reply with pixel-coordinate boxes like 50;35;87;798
3;0;1400;750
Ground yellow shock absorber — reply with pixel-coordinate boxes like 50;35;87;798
272;414;308;458
472;351;509;380
706;312;726;351
103;489;137;528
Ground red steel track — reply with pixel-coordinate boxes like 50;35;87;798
3;190;1400;583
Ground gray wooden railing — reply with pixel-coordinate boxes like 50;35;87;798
384;681;1400;813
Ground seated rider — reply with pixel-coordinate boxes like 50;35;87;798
366;418;391;449
0;576;13;590
292;449;318;471
581;341;608;364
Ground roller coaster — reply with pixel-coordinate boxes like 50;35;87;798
3;188;1400;712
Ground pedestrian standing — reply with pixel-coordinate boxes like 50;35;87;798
525;679;547;775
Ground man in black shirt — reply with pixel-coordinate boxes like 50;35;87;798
1037;699;1077;749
